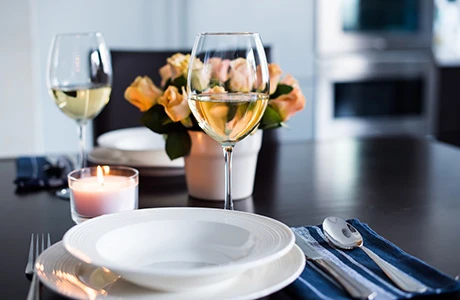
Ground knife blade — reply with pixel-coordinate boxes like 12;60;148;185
294;231;377;300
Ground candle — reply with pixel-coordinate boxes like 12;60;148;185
68;166;139;224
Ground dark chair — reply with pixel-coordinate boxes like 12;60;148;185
92;47;273;145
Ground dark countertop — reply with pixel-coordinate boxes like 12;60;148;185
1;135;460;299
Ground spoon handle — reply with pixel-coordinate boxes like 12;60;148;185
314;258;377;299
361;246;428;293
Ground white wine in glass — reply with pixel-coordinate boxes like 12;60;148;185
51;85;111;121
47;32;112;198
188;93;268;145
187;32;270;210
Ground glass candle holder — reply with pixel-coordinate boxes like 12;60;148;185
68;166;139;224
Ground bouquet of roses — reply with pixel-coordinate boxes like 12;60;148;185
124;53;306;160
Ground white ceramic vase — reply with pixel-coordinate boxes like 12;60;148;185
184;130;263;201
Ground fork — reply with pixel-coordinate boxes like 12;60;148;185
25;233;51;300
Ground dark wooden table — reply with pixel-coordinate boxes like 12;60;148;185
1;136;460;299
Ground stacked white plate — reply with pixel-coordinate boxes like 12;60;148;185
88;127;184;177
36;208;305;299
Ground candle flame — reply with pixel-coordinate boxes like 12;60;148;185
96;166;104;185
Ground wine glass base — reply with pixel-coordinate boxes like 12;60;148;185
71;212;92;225
55;188;70;199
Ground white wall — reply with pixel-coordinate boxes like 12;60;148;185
0;0;43;157
0;0;315;157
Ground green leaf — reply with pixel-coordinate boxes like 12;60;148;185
164;76;186;91
209;79;220;88
165;130;191;160
164;78;172;89
258;105;283;130
224;79;231;91
271;84;293;99
141;105;181;134
169;76;187;90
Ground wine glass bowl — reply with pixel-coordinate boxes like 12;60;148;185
47;32;112;169
187;32;270;210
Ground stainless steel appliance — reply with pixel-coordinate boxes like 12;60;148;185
316;0;434;56
314;0;436;139
315;51;437;139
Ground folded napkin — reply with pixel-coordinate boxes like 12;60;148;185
290;219;460;300
14;156;74;193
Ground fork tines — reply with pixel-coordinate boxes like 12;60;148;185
25;233;51;300
25;233;51;278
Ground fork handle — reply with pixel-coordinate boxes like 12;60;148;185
27;274;40;300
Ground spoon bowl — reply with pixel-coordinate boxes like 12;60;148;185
323;217;363;249
322;216;428;294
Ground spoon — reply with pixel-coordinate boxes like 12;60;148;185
322;216;428;293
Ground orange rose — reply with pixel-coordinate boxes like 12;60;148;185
167;53;191;80
254;64;268;93
157;86;190;122
281;74;298;87
269;86;306;121
190;67;211;92
124;76;162;112
208;57;231;83
159;64;172;88
228;58;256;92
203;86;227;94
268;64;283;95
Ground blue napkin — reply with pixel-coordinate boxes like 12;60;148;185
291;219;460;300
14;156;74;192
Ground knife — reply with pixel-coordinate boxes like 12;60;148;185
294;231;377;299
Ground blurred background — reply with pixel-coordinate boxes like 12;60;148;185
2;0;460;158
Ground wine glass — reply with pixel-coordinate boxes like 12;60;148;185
187;32;270;210
47;32;112;197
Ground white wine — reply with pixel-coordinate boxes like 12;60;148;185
188;93;268;145
50;85;111;121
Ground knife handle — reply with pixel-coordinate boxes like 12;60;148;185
313;258;377;299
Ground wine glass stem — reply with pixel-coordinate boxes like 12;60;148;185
77;121;87;168
223;146;234;210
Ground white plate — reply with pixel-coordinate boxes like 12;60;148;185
37;241;305;300
88;147;184;177
63;207;295;292
96;127;184;168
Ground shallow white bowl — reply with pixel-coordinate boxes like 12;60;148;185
63;207;294;292
88;147;185;177
96;127;183;168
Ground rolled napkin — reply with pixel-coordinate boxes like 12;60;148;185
14;156;74;193
290;219;460;300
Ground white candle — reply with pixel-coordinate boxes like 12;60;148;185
69;166;139;220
